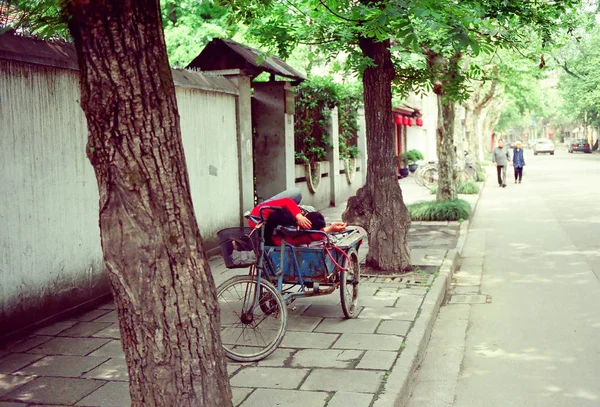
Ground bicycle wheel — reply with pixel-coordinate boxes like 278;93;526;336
217;275;287;362
421;167;439;189
340;248;360;318
461;167;475;182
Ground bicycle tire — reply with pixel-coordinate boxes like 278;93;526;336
217;275;287;362
340;248;360;319
421;167;439;189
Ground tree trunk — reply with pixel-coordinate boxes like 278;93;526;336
435;95;457;201
64;1;232;406
342;37;411;273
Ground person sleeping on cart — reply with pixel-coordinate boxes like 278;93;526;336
248;197;347;246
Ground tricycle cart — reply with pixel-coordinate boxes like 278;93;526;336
216;207;364;362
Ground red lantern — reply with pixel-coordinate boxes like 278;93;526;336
407;118;413;126
394;115;402;125
402;116;409;125
416;118;423;126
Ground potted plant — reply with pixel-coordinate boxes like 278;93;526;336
398;154;410;178
403;149;424;173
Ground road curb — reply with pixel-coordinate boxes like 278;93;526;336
374;249;459;407
374;175;486;406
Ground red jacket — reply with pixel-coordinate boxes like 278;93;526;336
248;198;325;246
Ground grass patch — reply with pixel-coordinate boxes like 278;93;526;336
407;199;471;221
457;181;479;194
430;182;479;195
474;168;486;182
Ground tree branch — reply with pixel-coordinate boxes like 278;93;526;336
318;0;367;23
552;56;582;80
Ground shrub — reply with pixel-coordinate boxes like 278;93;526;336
430;182;479;195
474;168;486;182
407;199;471;221
457;181;479;194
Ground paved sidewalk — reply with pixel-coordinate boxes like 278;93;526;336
0;176;481;407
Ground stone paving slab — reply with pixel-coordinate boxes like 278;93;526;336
359;306;418;321
376;320;412;336
356;350;398;370
71;309;112;322
328;391;374;407
82;358;129;381
254;349;295;367
0;401;28;407
27;337;110;357
1;376;105;405
279;331;338;349
34;321;77;336
333;333;404;351
357;296;398;307
93;311;118;324
91;325;121;340
88;341;125;359
230;367;309;389
300;368;384;393
0;374;35;398
300;304;353;318
6;337;53;354
232;387;253;406
57;322;113;338
75;381;130;406
291;349;362;368
239;388;328;407
313;318;380;334
0;354;43;375
14;355;109;378
285;315;322;332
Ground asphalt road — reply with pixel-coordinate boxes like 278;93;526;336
406;148;600;407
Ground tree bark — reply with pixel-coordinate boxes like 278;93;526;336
463;78;498;162
342;37;411;273
435;96;457;201
64;1;232;406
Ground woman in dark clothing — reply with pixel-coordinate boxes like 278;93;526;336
513;141;526;183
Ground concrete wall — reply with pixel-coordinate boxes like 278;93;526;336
176;86;241;245
0;60;107;336
0;58;243;338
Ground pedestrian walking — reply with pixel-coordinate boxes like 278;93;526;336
513;141;526;183
492;139;511;188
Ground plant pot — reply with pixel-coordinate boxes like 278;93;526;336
408;163;418;173
344;158;357;184
305;162;322;193
399;168;410;178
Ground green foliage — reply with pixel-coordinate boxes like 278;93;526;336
474;168;486;182
457;181;479;195
1;0;68;39
407;199;471;221
160;0;236;67
401;149;424;166
431;181;478;195
294;77;362;164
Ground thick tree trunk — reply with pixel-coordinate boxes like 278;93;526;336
65;1;232;406
342;37;411;273
435;95;457;201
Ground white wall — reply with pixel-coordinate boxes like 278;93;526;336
405;92;438;162
0;59;244;336
176;87;241;242
0;61;106;330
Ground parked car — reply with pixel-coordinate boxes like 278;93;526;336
568;139;592;154
533;139;555;155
